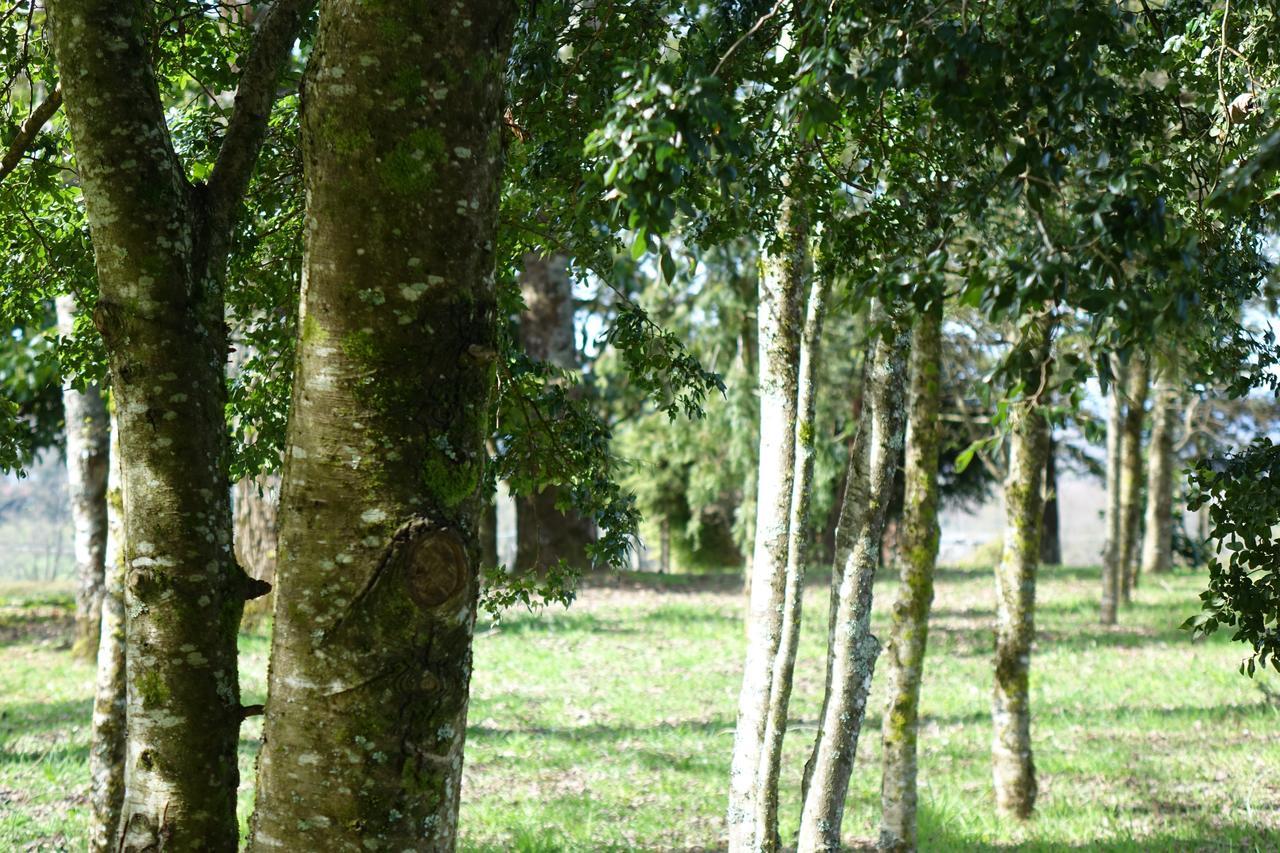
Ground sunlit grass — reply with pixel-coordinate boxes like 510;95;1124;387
3;567;1278;850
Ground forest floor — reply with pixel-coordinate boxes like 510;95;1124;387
1;565;1277;851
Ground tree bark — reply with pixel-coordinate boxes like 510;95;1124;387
57;294;110;660
1039;434;1061;566
1140;370;1178;577
879;301;943;852
1100;355;1124;626
796;300;910;853
991;313;1053;820
754;271;830;851
248;3;512;849
515;253;595;573
89;411;126;853
728;197;807;852
1118;356;1148;602
48;1;307;846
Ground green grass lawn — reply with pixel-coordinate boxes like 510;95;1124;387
2;566;1277;851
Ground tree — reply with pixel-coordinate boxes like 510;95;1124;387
1040;435;1061;566
991;311;1054;819
46;0;311;844
1100;363;1124;626
88;410;125;853
1118;355;1149;603
56;294;108;658
514;253;595;573
1140;368;1179;577
879;299;943;852
798;300;910;852
728;194;808;853
248;1;514;847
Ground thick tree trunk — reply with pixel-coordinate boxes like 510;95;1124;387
991;314;1054;820
1140;371;1177;577
57;295;110;660
1039;435;1061;566
89;412;126;853
754;272;830;850
796;300;910;853
515;253;595;572
49;1;307;843
248;3;512;849
1118;356;1148;602
879;301;943;852
728;198;807;852
1100;358;1124;626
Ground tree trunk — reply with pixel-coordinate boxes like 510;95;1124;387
991;313;1053;820
57;294;110;660
89;411;126;853
248;3;512;849
796;300;910;853
1100;356;1124;626
1140;371;1177;577
728;198;807;852
1118;356;1148;602
754;271;830;850
234;473;280;625
1039;434;1061;566
879;300;943;852
48;1;307;844
514;253;595;573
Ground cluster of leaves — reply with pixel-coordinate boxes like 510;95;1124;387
1184;438;1280;675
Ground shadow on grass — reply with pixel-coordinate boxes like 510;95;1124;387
919;802;1280;852
469;717;732;744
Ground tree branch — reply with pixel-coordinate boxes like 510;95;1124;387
0;85;62;187
204;0;313;240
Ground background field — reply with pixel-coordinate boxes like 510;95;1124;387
2;565;1276;851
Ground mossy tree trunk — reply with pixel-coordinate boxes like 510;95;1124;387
1118;355;1148;603
1100;355;1124;626
754;271;830;850
879;300;943;852
57;294;109;661
991;313;1054;820
515;253;595;573
796;300;910;853
728;197;807;852
89;411;126;853
248;2;513;848
1140;370;1178;577
47;1;308;846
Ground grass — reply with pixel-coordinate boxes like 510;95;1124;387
2;566;1278;851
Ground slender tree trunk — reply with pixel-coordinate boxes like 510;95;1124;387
515;253;595;572
879;301;943;852
728;198;807;852
1118;356;1148;602
991;313;1054;820
754;272;830;850
57;295;110;660
796;300;910;853
1140;371;1177;577
659;518;672;573
1039;435;1061;566
248;3;512;848
48;1;306;845
1100;358;1124;626
89;411;126;853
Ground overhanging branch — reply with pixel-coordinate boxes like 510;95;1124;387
0;85;63;187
